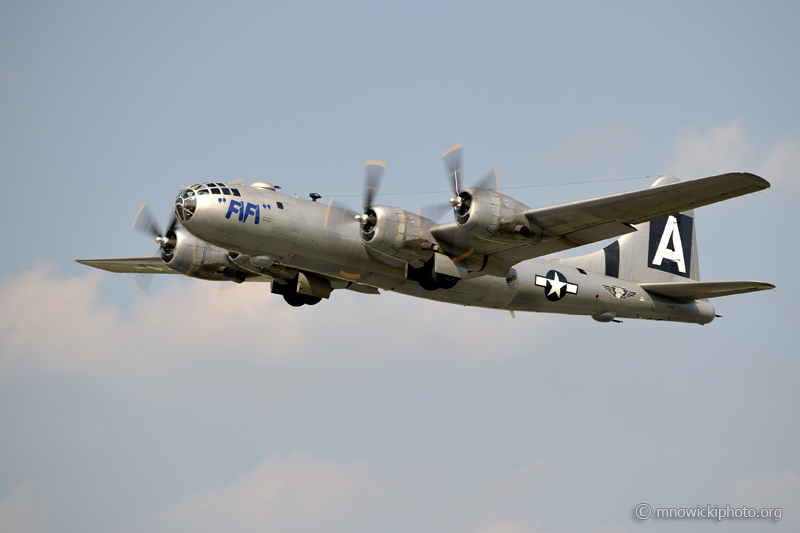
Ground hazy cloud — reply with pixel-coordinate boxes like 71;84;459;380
0;265;558;386
149;454;562;533
667;118;754;178
425;461;562;532
726;470;799;524
0;482;46;533
156;452;392;533
667;118;800;196
545;122;644;171
473;520;555;533
759;136;800;189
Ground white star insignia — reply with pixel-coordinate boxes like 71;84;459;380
535;271;578;300
547;277;566;296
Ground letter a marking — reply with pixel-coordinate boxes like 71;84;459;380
652;215;686;273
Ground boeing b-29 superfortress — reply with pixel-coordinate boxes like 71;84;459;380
78;145;774;324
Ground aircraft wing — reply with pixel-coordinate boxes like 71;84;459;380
639;281;775;301
76;257;180;274
522;172;768;235
432;172;770;270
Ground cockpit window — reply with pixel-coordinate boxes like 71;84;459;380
186;183;240;195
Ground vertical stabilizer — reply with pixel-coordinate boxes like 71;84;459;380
553;176;700;283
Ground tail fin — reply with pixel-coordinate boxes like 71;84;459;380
554;176;700;283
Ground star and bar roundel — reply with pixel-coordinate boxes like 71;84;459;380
535;270;579;301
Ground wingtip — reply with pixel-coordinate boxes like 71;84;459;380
726;171;771;190
745;172;771;190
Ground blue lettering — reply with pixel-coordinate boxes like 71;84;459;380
243;202;260;224
226;200;243;221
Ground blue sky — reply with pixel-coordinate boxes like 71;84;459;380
1;1;798;532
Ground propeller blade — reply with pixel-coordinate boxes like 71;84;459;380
132;274;153;294
442;143;463;195
363;160;386;211
322;197;360;230
165;214;178;235
132;202;161;237
420;202;453;222
218;281;239;294
473;167;500;191
133;202;178;255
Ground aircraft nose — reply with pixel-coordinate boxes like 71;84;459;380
174;188;197;223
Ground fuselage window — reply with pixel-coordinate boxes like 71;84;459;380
197;189;209;195
221;188;230;195
231;189;240;197
276;202;284;209
210;188;220;194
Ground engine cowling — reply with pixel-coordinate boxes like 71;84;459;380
454;188;541;243
361;205;434;267
161;227;246;281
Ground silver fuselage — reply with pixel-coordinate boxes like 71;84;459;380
180;185;715;324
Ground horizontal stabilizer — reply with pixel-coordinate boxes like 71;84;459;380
639;280;775;301
76;257;178;274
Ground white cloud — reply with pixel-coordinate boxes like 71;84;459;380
665;118;800;198
0;482;46;533
474;519;555;533
425;461;562;533
726;470;799;524
0;265;558;386
545;122;644;171
759;136;800;189
482;461;562;502
148;455;563;533
155;452;392;533
668;118;754;178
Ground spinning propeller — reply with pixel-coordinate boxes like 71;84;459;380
132;202;178;256
355;160;386;231
442;143;464;201
438;144;500;218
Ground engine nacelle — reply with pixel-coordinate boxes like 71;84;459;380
161;227;245;281
361;205;434;267
454;188;540;243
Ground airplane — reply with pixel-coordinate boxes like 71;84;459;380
77;145;775;325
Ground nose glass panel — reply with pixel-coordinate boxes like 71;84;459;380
175;189;197;222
